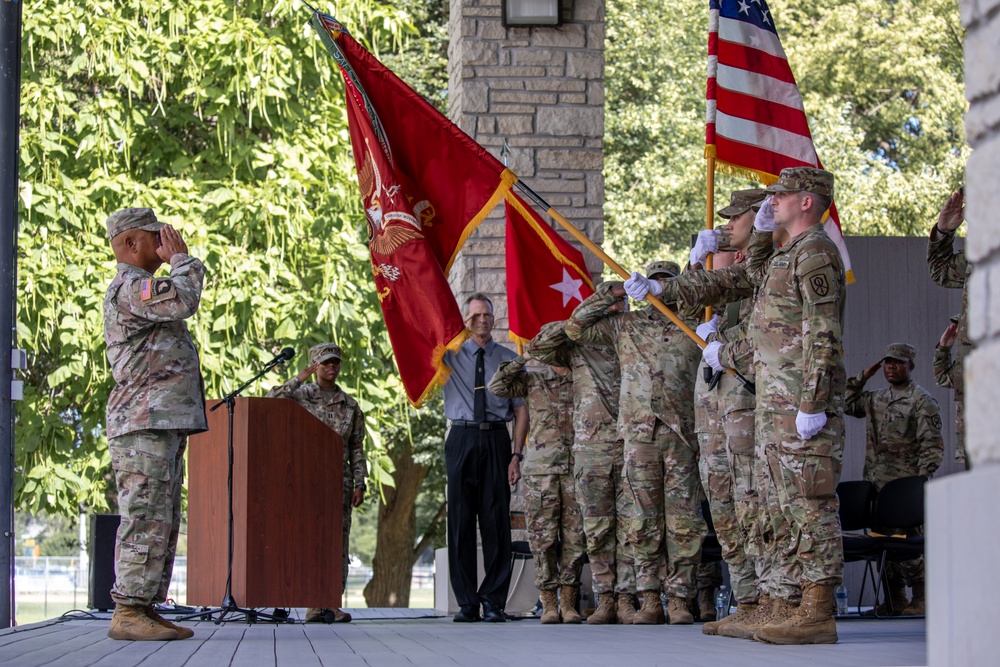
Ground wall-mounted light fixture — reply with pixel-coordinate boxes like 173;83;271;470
502;0;562;28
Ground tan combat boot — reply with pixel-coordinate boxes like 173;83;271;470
902;582;925;616
588;592;616;625
332;608;352;623
616;593;638;625
304;607;327;623
698;588;717;622
108;604;179;641
864;575;908;616
755;581;838;645
703;599;757;636
560;586;583;624
721;594;797;639
539;589;560;624
145;606;194;639
632;591;665;625
667;596;695;625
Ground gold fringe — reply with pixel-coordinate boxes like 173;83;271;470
712;159;778;186
845;268;855;285
508;331;532;349
411;328;470;408
504;190;596;290
444;169;518;277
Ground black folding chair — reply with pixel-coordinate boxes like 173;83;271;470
837;480;883;615
870;475;927;618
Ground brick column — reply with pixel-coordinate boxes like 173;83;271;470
448;0;605;339
928;3;1000;665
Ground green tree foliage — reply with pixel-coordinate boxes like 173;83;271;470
605;0;967;271
16;0;413;515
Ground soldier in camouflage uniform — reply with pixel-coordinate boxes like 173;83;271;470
845;342;943;616
532;319;635;625
927;189;971;469
487;322;585;624
627;168;847;644
104;208;206;641
268;342;368;623
567;261;706;626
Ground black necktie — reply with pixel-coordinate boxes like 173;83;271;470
474;348;486;423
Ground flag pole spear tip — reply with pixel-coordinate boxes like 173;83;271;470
300;0;319;13
500;138;511;168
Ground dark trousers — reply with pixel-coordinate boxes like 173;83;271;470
446;425;513;609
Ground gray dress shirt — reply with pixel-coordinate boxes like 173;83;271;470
442;338;524;421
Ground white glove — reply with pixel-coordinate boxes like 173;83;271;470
623;271;663;300
753;196;775;232
795;410;827;441
696;315;719;341
702;341;724;372
689;229;720;267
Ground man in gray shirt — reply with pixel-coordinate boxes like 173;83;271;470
442;293;529;623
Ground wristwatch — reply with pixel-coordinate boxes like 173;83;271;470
513;451;524;462
354;482;367;491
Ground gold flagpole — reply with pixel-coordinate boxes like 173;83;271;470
512;180;753;395
705;156;716;320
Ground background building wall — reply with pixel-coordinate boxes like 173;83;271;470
448;0;606;337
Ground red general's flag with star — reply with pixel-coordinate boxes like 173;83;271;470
706;0;854;282
310;12;516;406
505;191;595;346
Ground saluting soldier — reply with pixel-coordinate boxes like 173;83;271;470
488;322;585;624
104;208;205;641
267;342;368;623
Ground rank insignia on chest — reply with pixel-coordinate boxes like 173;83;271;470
140;278;175;302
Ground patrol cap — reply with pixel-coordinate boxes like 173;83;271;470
765;167;835;199
717;188;768;219
645;260;680;279
883;343;916;363
949;314;960;324
309;343;343;365
106;208;163;241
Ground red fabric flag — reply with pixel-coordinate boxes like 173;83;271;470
310;12;516;406
707;0;853;282
312;12;514;275
505;192;595;346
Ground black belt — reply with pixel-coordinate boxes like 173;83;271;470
452;420;508;431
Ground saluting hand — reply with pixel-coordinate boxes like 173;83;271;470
937;189;964;233
940;322;959;348
862;359;882;380
297;362;319;383
157;225;189;264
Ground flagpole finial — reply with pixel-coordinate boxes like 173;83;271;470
501;138;511;167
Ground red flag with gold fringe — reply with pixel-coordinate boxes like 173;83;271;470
505;191;595;346
310;12;516;406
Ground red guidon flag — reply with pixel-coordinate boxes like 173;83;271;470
505;191;595;346
310;12;515;406
706;0;854;282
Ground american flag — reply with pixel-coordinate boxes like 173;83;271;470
707;0;853;281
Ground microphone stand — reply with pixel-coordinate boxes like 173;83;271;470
179;354;295;625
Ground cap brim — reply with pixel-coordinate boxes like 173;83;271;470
717;204;749;218
883;355;909;363
648;271;677;279
135;221;165;233
765;183;799;193
315;353;341;364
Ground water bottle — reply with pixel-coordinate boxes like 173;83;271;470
715;585;730;620
835;584;849;616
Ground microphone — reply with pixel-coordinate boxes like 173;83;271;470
264;347;295;370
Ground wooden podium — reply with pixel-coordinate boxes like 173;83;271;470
187;397;344;608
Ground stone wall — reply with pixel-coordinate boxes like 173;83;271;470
448;0;605;337
928;3;1000;666
961;0;1000;468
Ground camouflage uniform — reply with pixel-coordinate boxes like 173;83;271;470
659;220;845;591
534;333;633;597
845;347;943;587
927;225;970;467
267;343;368;591
104;211;207;608
488;341;584;591
566;281;705;599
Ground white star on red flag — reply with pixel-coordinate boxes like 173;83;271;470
549;267;584;307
